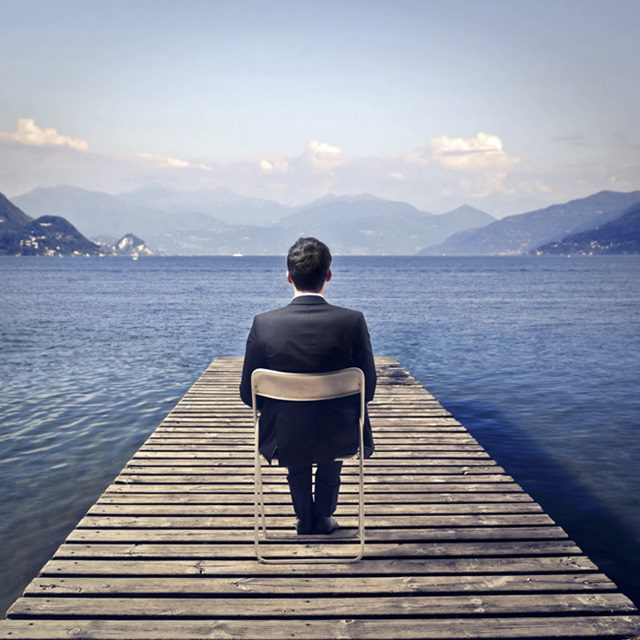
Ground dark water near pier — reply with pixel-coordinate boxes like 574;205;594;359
1;255;639;614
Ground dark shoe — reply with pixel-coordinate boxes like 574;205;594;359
315;516;339;534
296;518;314;535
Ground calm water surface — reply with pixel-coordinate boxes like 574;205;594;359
1;255;639;614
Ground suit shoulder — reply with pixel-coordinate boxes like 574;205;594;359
325;303;365;321
253;305;291;324
325;301;363;315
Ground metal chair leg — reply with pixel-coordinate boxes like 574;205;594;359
255;452;365;564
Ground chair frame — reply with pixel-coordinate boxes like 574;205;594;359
251;367;366;563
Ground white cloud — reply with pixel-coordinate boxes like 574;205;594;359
260;159;274;173
401;132;521;199
305;140;342;172
429;132;517;170
260;157;289;174
389;171;405;181
136;152;212;171
0;118;89;151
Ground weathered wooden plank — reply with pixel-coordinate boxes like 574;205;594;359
144;441;483;451
107;482;527;493
118;469;513;486
3;617;640;639
24;572;617;597
75;515;557;531
130;451;492;462
154;424;469;432
87;502;543;516
52;540;583;559
39;555;601;577
66;526;568;543
124;462;498;470
125;459;502;469
98;492;534;504
9;593;635;618
133;450;489;458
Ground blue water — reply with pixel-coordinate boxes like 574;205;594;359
1;255;639;614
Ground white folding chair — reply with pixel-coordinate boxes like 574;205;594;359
251;367;366;563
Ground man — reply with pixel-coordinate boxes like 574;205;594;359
240;237;376;535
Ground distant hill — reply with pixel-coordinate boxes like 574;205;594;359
433;205;495;236
0;193;102;256
19;216;103;256
110;233;155;257
277;195;493;255
420;190;640;255
13;186;494;255
535;202;640;255
0;192;33;253
117;185;288;226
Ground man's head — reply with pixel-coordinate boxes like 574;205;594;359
286;237;332;293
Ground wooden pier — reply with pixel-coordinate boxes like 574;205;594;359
1;356;638;639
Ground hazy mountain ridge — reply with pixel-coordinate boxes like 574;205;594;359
420;190;640;255
535;202;640;255
277;196;493;255
14;185;229;242
13;186;494;255
117;185;288;227
11;185;640;256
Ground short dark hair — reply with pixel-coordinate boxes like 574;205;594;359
287;237;332;292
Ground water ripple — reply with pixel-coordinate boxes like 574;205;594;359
0;255;639;613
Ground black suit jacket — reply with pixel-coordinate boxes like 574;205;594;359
239;295;376;466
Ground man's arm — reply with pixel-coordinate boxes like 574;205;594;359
355;313;376;402
239;317;266;407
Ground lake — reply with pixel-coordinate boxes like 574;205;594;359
1;254;639;614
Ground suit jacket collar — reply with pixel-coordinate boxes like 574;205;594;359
289;294;328;306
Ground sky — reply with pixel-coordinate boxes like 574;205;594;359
0;0;639;216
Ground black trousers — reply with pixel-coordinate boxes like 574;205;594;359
286;461;342;523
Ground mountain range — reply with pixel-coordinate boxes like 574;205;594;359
535;201;640;255
274;196;493;255
6;185;640;256
420;190;640;255
14;186;494;255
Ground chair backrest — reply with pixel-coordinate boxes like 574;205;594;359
251;367;364;403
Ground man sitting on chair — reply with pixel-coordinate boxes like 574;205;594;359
240;237;376;535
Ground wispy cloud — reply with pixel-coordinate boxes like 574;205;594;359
135;152;213;171
0;118;89;151
260;157;289;174
305;140;342;172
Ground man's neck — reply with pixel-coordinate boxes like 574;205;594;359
292;289;325;298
